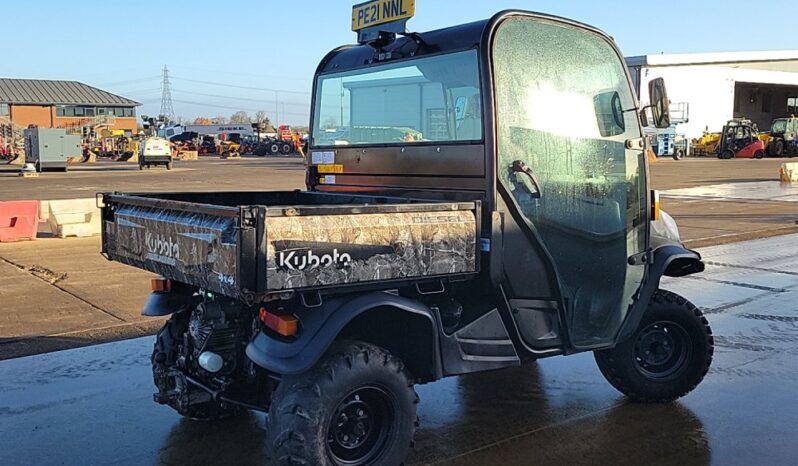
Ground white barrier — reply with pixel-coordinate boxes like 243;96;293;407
780;163;798;183
47;198;101;238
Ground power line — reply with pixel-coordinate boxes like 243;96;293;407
120;87;163;95
170;99;308;117
171;76;310;95
172;89;308;107
95;76;161;87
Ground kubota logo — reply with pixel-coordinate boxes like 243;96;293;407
145;232;179;259
278;248;352;271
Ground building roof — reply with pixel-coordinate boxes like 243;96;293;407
626;50;798;67
0;78;140;106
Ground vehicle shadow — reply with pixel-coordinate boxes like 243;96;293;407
158;411;271;466
409;362;710;465
148;360;710;466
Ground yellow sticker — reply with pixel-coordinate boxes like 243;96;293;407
317;164;344;174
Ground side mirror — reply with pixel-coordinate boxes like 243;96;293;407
648;78;671;128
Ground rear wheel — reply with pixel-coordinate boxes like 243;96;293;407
166;162;173;170
269;143;280;155
673;148;685;160
280;142;292;155
754;149;765;159
594;290;713;403
266;341;418;466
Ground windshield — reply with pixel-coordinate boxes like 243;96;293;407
771;119;787;133
312;50;481;147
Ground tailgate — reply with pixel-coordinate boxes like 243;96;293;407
263;202;479;291
101;195;254;298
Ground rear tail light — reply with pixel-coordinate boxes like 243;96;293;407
151;277;173;293
259;307;298;336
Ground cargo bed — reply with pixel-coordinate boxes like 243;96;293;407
100;191;480;302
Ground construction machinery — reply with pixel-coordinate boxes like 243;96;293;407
766;117;798;157
717;118;766;159
219;133;242;158
690;129;722;156
650;102;690;160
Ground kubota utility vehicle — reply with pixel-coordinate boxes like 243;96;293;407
100;5;713;465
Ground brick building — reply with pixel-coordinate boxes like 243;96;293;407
0;78;140;134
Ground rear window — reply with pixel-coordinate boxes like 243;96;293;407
312;50;482;147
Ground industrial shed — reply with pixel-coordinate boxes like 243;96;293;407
626;50;798;138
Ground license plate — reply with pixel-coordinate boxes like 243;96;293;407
351;0;415;31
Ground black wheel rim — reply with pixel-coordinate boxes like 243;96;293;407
633;321;691;381
326;385;396;465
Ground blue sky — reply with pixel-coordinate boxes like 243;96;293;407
3;0;792;125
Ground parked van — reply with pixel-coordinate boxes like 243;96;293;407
139;137;173;170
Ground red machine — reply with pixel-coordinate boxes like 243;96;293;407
278;124;293;142
718;119;766;159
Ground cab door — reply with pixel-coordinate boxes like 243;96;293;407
491;15;649;349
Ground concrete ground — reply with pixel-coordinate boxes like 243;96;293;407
0;156;307;200
651;158;798;247
0;155;796;360
1;234;796;465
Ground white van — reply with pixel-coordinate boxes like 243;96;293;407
139;137;173;170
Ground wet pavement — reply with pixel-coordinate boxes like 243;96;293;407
1;236;797;465
662;180;798;202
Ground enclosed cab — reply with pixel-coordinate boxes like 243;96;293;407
139;136;173;170
101;7;712;466
767;117;798;156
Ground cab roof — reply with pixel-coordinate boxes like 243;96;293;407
316;10;610;76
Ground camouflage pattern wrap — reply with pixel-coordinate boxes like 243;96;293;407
104;204;239;296
265;210;477;290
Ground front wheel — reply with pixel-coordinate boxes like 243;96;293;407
594;290;713;403
720;149;734;159
769;139;784;157
266;341;418;466
673;148;685;160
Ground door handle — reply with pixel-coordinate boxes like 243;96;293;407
510;160;542;198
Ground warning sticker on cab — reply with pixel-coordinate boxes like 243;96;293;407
317;164;344;174
311;151;335;164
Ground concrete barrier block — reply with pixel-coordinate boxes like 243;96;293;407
47;198;101;238
39;201;50;222
0;200;39;242
780;163;798;182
